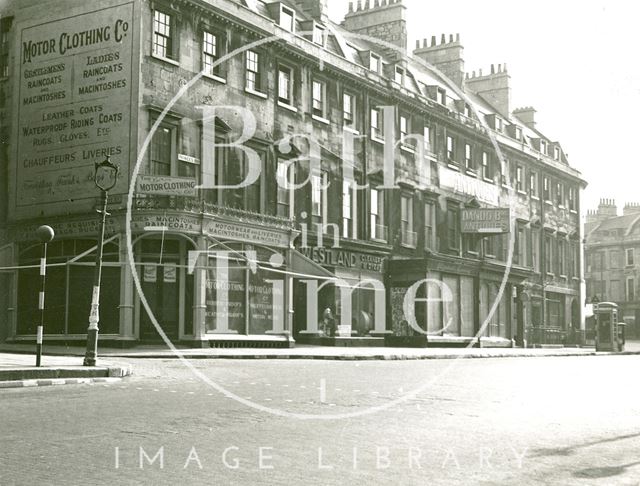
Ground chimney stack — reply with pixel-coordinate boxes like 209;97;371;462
413;33;464;87
597;198;618;219
292;0;329;21
513;106;536;129
343;0;407;56
464;64;510;117
624;202;640;216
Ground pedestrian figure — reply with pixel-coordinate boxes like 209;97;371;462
323;307;335;337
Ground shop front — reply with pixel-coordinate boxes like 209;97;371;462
293;243;389;341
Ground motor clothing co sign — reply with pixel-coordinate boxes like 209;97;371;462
461;208;510;234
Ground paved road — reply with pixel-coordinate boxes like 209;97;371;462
2;355;639;485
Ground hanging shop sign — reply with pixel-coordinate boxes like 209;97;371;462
136;175;197;197
461;208;510;234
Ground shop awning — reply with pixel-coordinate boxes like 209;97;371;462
290;249;335;280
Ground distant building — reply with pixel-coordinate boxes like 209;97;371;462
0;0;585;347
585;199;640;337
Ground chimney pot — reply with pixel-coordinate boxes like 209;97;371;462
349;1;354;12
440;34;446;44
416;39;420;49
456;33;460;42
491;64;495;74
449;34;454;43
431;35;436;47
364;0;370;9
479;68;482;76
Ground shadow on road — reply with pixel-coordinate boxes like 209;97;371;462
573;461;640;479
531;432;640;457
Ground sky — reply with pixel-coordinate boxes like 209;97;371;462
327;0;640;217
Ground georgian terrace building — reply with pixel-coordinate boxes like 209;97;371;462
0;0;585;347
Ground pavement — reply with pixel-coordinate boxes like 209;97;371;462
1;340;639;389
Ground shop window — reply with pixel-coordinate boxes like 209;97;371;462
370;186;386;241
152;9;177;61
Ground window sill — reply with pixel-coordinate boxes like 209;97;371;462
343;125;360;135
400;144;416;154
277;101;298;113
202;72;226;84
532;195;540;201
447;163;460;171
401;243;417;249
312;114;330;125
151;54;180;67
245;88;268;99
371;237;388;243
483;177;494;184
570;209;577;214
371;136;385;145
517;190;527;196
544;200;553;205
465;169;477;177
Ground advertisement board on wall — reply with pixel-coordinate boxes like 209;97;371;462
13;2;137;220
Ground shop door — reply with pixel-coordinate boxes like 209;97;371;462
140;261;180;340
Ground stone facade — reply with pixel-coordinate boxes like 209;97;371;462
0;0;586;347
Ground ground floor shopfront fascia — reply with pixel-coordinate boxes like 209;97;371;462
1;211;298;347
388;255;532;345
292;238;391;338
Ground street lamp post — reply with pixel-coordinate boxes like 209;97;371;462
83;156;119;367
35;225;54;367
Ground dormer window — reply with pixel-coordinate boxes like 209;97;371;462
464;104;473;118
312;24;325;46
540;139;547;155
495;117;503;132
515;126;522;140
437;88;446;105
554;146;561;160
370;53;381;73
279;5;295;32
394;66;404;85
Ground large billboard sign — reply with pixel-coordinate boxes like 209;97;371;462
12;2;136;220
461;208;511;234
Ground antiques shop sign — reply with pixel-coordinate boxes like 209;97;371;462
461;208;510;234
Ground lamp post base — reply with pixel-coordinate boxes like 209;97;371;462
83;328;99;366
